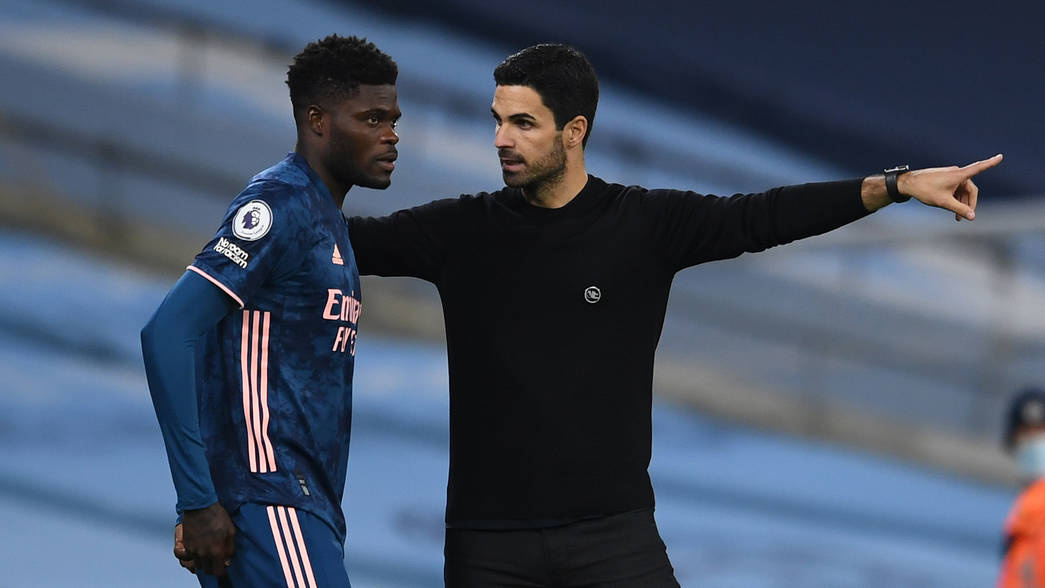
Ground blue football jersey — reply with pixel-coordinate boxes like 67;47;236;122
189;153;360;541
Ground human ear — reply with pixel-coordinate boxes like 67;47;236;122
564;115;587;148
306;105;326;136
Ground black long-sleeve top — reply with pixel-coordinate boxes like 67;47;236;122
348;175;869;528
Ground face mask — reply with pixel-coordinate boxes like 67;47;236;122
1016;437;1045;479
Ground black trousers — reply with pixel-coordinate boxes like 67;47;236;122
444;509;680;587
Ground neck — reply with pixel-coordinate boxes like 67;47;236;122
522;155;589;209
295;141;350;209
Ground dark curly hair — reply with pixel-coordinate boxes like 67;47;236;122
286;34;398;121
494;43;599;147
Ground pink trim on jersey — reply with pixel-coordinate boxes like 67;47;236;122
249;311;267;473
241;311;257;473
239;310;278;474
186;265;244;308
267;506;296;588
288;507;318;588
259;311;277;471
278;507;307;588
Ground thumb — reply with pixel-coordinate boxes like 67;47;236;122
174;524;186;556
225;526;237;558
937;194;975;220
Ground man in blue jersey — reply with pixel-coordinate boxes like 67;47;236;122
141;34;400;587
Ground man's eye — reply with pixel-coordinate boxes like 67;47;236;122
367;116;380;125
391;119;399;129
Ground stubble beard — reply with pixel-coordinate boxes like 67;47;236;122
503;139;567;195
328;128;389;190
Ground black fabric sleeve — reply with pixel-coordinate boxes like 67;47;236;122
643;179;869;271
347;197;463;282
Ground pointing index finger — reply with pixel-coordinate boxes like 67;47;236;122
961;153;1003;178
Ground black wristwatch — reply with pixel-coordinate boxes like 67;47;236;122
884;165;911;203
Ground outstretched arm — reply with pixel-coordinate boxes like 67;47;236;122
646;153;1004;271
141;270;237;576
861;154;1003;220
348;196;464;281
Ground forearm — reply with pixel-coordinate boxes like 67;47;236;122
141;271;233;511
769;178;870;245
658;179;870;268
860;174;893;212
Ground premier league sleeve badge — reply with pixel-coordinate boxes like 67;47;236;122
232;200;274;241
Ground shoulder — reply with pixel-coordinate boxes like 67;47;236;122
599;180;690;212
1021;480;1045;513
1009;480;1045;534
227;156;313;214
251;156;312;189
363;190;499;220
230;178;302;213
221;179;307;242
585;175;661;203
444;187;515;210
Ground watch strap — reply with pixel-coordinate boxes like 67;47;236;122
884;165;911;203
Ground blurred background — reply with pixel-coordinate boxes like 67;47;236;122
1;0;1043;585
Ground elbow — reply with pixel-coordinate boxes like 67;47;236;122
140;322;152;351
140;307;167;357
140;315;160;388
141;314;158;349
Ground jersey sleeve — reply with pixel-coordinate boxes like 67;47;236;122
189;182;303;307
347;197;463;283
641;179;869;272
141;270;236;513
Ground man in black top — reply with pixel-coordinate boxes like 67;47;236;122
349;44;1001;586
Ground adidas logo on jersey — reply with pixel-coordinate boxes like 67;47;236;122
332;244;344;265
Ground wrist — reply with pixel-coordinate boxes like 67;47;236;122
860;175;892;212
884;165;911;203
896;171;913;197
177;497;219;513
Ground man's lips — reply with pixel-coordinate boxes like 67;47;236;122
500;157;524;172
376;152;397;172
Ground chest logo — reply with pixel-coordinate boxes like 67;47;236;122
332;244;344;265
232;200;273;241
584;286;601;304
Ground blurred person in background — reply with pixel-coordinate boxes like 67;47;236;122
347;43;1003;587
141;34;399;587
999;387;1045;588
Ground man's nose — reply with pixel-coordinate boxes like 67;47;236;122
494;125;512;149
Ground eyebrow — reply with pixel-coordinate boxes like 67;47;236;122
358;107;401;119
490;108;536;122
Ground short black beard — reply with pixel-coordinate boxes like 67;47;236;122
326;129;359;188
327;127;389;190
505;139;566;196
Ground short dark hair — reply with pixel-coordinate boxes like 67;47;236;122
286;35;397;120
1005;387;1045;450
494;43;599;147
